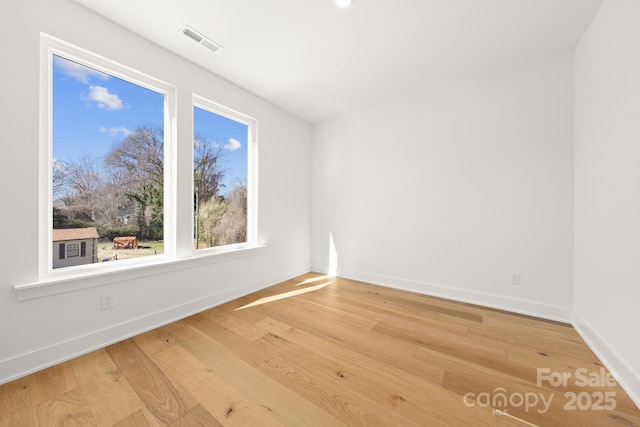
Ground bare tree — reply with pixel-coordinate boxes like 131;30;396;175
52;158;67;200
53;153;103;226
194;134;226;203
93;178;134;228
105;125;164;189
51;124;230;242
105;125;165;239
64;154;103;201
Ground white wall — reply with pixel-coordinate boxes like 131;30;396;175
312;51;575;321
4;0;638;407
0;0;311;383
574;0;640;407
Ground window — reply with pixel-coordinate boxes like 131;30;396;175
193;98;256;251
41;35;174;277
34;35;258;289
67;243;80;258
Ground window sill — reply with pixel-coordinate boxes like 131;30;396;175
15;245;266;301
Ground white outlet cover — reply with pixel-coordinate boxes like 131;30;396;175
101;294;115;310
510;273;521;285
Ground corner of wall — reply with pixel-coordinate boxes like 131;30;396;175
572;309;640;409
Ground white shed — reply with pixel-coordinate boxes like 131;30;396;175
52;227;99;269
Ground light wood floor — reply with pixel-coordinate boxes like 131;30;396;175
1;273;639;426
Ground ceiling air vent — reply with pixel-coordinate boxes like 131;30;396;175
182;25;222;53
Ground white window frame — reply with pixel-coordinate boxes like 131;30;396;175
66;243;80;258
39;34;176;281
19;34;263;299
192;95;258;255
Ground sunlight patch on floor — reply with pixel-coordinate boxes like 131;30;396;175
295;275;331;286
236;281;334;310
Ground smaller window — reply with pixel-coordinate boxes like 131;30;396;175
80;241;87;257
193;96;256;252
59;243;66;260
67;243;80;258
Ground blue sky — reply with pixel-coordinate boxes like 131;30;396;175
52;55;248;194
194;106;248;193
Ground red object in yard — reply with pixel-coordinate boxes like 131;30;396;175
113;236;138;249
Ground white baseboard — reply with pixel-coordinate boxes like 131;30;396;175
311;265;572;323
0;265;310;385
572;309;640;410
9;265;638;414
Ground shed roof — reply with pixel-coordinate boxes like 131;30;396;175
52;227;99;242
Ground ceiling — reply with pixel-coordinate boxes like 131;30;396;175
71;0;603;124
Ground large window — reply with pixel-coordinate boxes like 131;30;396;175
193;98;256;251
38;35;257;286
42;35;174;276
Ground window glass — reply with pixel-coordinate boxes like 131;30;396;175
193;106;249;250
67;243;80;258
51;55;165;269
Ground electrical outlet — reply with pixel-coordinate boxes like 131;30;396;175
510;273;521;285
101;294;115;310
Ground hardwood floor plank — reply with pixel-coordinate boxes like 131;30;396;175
254;316;444;392
297;289;471;337
27;361;78;407
113;409;153;427
132;323;182;356
70;349;145;425
374;319;508;368
495;413;539;426
170;323;342;427
32;387;97;426
256;327;495;426
200;310;268;342
255;316;293;337
105;340;192;425
2;273;639;426
150;339;282;426
441;366;640;427
248;297;446;382
205;324;416;426
333;277;487;316
0;377;33;427
332;281;485;323
110;410;144;427
467;326;595;361
168;404;223;427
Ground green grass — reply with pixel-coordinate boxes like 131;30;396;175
97;240;164;262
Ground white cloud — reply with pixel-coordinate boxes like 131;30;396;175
224;138;242;151
54;56;109;84
100;126;133;137
87;85;123;111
